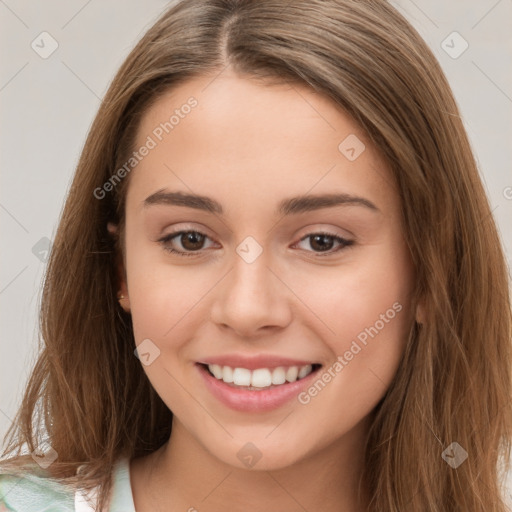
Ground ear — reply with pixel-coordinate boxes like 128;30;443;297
415;298;426;325
108;222;131;313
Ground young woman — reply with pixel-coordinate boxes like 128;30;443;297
1;0;511;510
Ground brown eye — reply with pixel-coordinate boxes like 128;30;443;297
179;231;206;251
295;232;354;255
159;230;215;257
310;234;335;252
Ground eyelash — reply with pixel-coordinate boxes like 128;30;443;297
158;230;354;258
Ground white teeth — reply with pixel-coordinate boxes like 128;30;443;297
285;366;298;382
232;367;251;386
222;365;234;383
206;363;316;387
298;364;312;379
251;369;272;388
209;364;223;379
272;367;286;385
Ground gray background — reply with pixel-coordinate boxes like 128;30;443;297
1;0;511;499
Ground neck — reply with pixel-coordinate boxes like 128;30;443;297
131;416;372;512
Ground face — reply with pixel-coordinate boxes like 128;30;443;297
118;71;416;470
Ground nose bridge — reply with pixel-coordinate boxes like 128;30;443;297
210;238;291;334
229;240;276;305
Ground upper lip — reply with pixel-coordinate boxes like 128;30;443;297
197;354;320;370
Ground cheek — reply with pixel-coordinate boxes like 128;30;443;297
298;304;410;441
290;238;414;347
295;243;414;421
127;264;216;345
123;220;214;341
123;238;216;415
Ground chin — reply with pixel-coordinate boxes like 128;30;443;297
205;434;315;472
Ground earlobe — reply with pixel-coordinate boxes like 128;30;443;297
109;221;131;312
117;289;131;313
107;222;118;236
116;272;131;313
415;300;426;325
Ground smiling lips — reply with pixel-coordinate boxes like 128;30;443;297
197;355;322;411
207;363;315;389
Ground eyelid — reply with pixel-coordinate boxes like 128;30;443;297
292;230;354;256
158;228;218;257
158;226;354;258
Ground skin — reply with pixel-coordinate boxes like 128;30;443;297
114;69;418;511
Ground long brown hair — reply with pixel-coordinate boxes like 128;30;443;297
2;0;511;510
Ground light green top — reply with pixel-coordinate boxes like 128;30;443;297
0;457;136;511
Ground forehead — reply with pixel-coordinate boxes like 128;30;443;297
127;72;397;216
138;72;364;156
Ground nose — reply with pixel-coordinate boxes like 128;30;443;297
209;249;292;338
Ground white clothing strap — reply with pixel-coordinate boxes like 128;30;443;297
74;464;100;512
75;485;100;512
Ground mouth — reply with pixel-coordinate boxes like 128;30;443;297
200;362;322;390
196;361;323;412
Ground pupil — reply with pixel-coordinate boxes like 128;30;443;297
311;234;333;252
183;232;204;250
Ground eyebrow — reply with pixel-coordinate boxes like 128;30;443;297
143;189;380;216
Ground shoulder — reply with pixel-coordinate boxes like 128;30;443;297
0;459;74;512
0;456;133;512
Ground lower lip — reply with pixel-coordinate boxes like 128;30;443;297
197;364;321;412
